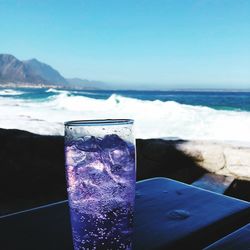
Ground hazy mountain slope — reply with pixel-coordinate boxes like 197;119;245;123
24;58;67;85
0;53;108;89
0;54;45;84
66;77;109;89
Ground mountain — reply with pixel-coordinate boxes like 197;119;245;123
24;58;67;85
66;78;109;89
0;54;110;89
0;54;67;86
67;78;95;85
0;54;45;84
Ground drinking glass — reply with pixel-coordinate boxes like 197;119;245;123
64;119;136;249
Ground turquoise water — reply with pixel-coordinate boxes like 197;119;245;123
2;88;249;111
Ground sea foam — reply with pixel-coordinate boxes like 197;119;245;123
0;89;24;96
0;92;250;142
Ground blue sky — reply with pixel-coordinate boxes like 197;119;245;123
0;0;250;89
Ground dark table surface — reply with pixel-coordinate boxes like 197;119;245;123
1;177;250;250
205;223;250;250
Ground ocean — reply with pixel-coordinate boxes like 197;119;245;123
0;87;250;142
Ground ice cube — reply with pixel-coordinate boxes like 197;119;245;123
76;136;101;152
100;135;134;169
65;145;86;166
110;164;124;175
78;161;115;186
100;134;127;149
109;148;129;164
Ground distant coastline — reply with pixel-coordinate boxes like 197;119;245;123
1;82;250;93
1;54;250;93
0;82;100;90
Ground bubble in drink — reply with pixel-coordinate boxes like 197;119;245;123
65;134;136;250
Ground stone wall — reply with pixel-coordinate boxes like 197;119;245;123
177;141;250;181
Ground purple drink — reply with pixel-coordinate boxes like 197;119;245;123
65;120;136;250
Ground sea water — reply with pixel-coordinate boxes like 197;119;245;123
1;88;250;142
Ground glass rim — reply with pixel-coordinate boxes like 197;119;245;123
64;119;134;127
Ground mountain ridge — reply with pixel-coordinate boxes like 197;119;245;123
0;54;45;84
23;58;67;85
0;54;105;89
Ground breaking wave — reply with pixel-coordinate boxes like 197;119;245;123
0;89;25;96
0;91;250;142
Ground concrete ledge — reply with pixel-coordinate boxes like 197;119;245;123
177;141;250;181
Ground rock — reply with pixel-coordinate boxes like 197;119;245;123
177;142;226;173
174;140;250;181
224;148;250;179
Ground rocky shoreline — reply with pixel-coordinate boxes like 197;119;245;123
1;128;249;216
